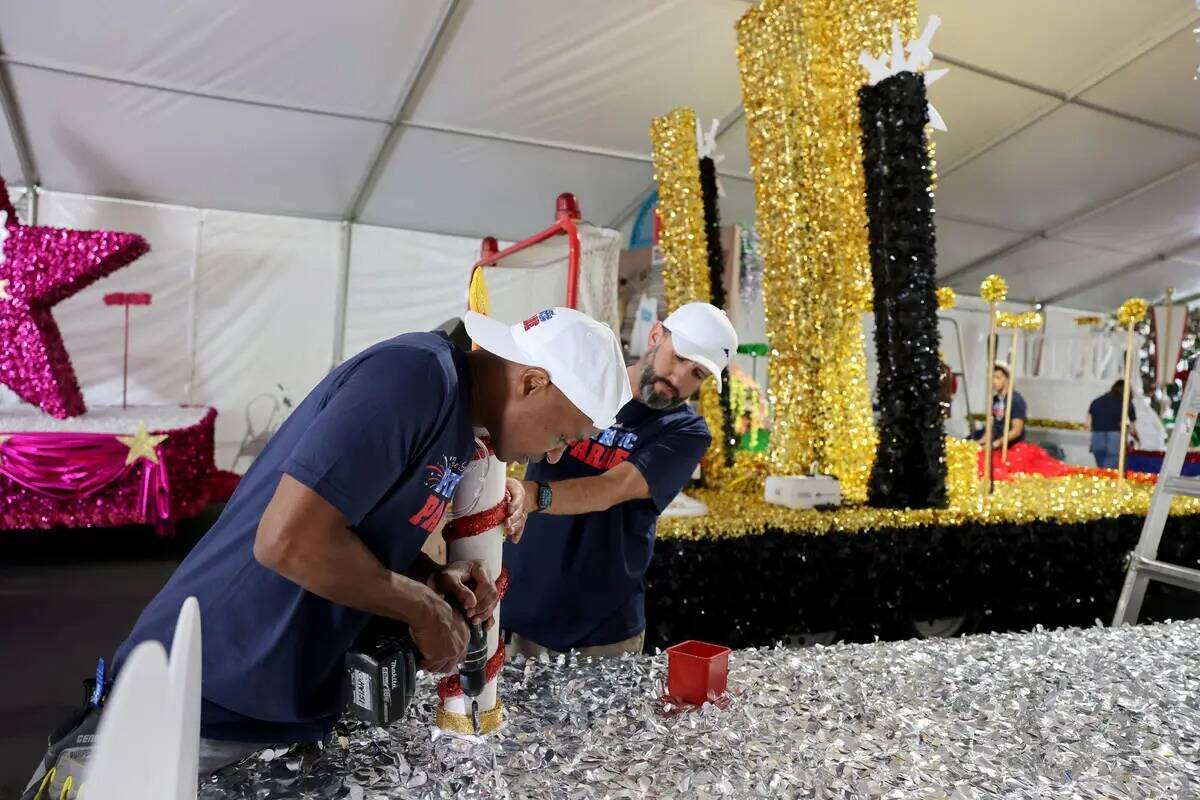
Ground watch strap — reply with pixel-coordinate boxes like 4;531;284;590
536;481;553;511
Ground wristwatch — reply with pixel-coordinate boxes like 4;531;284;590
535;481;553;512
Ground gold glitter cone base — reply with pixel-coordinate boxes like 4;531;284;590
436;700;505;736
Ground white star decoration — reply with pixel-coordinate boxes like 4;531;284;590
858;15;949;132
694;117;727;198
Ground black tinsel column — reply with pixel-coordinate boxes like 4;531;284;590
698;156;738;467
859;71;947;508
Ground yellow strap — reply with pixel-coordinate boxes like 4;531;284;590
32;767;56;800
467;266;492;351
58;775;73;800
468;266;491;318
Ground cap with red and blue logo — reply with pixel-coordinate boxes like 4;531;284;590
464;307;631;429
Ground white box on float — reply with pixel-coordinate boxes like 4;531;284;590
763;475;842;509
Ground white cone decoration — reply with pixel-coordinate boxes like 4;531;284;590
436;431;506;735
84;643;171;800
85;597;203;799
167;598;203;798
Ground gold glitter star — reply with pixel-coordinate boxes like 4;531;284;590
0;279;9;300
117;422;169;465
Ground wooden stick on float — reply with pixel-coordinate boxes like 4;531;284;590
1001;324;1019;463
1163;287;1174;393
1159;287;1176;416
979;275;1008;494
982;312;998;489
999;311;1044;463
1116;298;1148;479
1119;329;1135;478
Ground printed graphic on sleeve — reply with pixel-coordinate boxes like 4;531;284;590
409;455;465;532
566;426;639;471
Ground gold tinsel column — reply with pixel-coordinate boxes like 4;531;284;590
736;0;916;501
649;106;730;477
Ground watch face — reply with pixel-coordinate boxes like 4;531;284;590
538;484;552;510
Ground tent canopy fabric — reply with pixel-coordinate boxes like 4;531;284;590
0;0;1198;310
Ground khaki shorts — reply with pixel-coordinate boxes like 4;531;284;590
506;630;645;659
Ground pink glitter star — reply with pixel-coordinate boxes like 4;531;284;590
0;178;149;418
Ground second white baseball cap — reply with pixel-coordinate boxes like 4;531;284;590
662;302;739;390
464;307;632;429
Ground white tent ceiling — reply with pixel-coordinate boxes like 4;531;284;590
0;0;1198;310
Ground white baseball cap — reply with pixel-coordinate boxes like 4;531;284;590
662;302;739;390
464;307;632;429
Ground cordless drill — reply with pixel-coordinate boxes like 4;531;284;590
458;616;489;734
344;595;490;732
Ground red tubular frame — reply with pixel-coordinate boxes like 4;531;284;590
468;192;583;310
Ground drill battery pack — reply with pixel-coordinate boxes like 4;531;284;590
343;622;418;727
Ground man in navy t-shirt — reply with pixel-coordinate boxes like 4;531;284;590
503;302;738;656
1087;380;1138;468
970;363;1027;448
103;307;629;775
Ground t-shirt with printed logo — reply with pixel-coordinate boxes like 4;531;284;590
113;332;476;743
503;400;711;651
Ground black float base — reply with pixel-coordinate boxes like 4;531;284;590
646;514;1200;650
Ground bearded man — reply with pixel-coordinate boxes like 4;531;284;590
502;302;738;656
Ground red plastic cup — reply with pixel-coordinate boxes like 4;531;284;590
666;640;730;705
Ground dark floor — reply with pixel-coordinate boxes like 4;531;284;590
0;510;216;798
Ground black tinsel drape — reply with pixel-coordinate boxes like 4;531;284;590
645;515;1200;650
859;72;946;508
698;156;737;467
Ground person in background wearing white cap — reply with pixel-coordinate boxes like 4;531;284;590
92;307;626;776
502;302;738;657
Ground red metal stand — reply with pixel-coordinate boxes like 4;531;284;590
103;292;152;409
468;192;584;310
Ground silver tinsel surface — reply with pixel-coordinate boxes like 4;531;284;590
201;621;1200;799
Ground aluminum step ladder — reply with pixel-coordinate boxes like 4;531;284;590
1112;367;1200;625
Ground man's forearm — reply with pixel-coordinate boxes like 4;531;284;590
256;503;435;625
523;476;616;515
522;463;651;516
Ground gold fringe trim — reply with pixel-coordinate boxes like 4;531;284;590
436;699;505;735
969;414;1086;432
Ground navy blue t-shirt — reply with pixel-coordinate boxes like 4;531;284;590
113;332;476;743
503;401;710;652
1089;392;1136;432
972;391;1027;443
